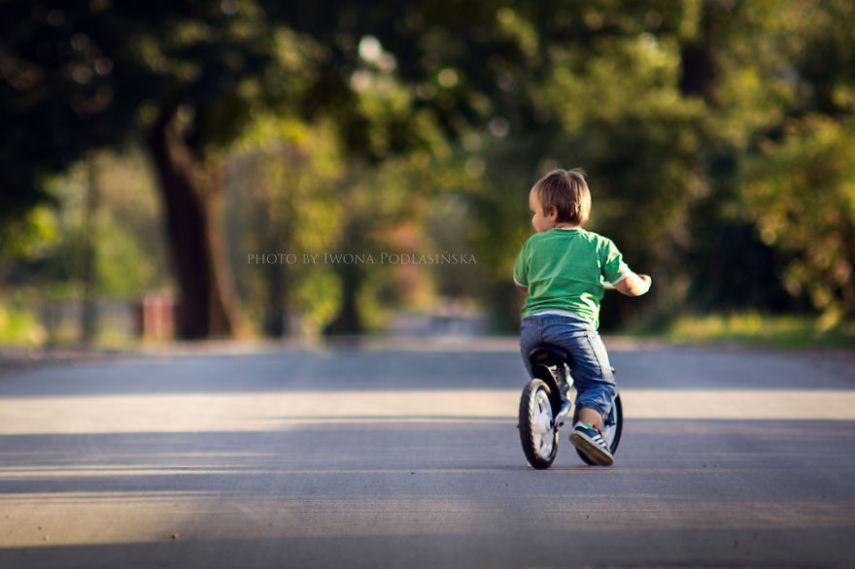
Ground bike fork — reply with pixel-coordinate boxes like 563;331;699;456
546;363;574;428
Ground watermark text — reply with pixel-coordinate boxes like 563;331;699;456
247;251;477;265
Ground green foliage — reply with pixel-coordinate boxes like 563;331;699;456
450;1;709;328
0;205;61;260
714;0;855;326
35;150;168;298
5;0;855;340
226;116;345;338
0;301;43;345
295;267;342;340
95;216;154;298
0;0;320;227
743;115;855;326
634;311;855;350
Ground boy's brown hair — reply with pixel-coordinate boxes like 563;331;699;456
532;168;591;226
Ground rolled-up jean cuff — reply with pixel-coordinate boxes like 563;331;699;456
576;381;616;418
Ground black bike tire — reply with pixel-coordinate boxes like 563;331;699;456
518;379;559;469
610;394;624;454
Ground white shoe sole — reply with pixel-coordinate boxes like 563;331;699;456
569;431;614;466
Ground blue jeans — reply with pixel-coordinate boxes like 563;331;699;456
519;313;616;419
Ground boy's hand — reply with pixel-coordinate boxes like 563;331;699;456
615;272;651;297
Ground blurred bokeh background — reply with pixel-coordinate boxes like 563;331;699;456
1;0;854;348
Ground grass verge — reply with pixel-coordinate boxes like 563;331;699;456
625;312;855;350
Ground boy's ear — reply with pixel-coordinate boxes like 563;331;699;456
546;206;558;221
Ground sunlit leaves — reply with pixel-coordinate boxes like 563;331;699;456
0;206;60;260
226;116;345;337
743;115;855;323
496;7;539;59
545;33;690;132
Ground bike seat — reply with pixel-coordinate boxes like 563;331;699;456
528;345;569;366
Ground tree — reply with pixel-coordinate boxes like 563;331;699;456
1;0;478;338
420;1;711;328
708;0;855;324
1;1;332;338
743;117;855;324
10;0;852;339
225;116;344;338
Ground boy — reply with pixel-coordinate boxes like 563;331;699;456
514;169;651;466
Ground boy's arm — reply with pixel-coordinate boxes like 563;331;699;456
614;272;651;297
514;278;529;294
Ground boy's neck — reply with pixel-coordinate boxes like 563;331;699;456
553;223;581;230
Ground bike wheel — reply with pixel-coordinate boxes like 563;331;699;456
574;393;623;466
518;379;559;469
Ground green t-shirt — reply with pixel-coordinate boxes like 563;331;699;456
513;228;630;327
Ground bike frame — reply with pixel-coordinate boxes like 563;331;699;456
529;346;619;431
529;348;574;428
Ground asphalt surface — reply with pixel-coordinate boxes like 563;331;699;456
1;339;854;568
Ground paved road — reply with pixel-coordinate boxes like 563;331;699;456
1;340;854;568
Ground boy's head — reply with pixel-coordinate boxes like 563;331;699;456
529;168;591;231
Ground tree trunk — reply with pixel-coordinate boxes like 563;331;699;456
263;177;288;338
145;110;244;339
842;220;855;320
679;1;717;104
265;250;286;337
324;261;363;335
80;152;99;344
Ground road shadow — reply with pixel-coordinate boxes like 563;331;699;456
2;529;854;569
2;420;854;568
1;420;854;498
